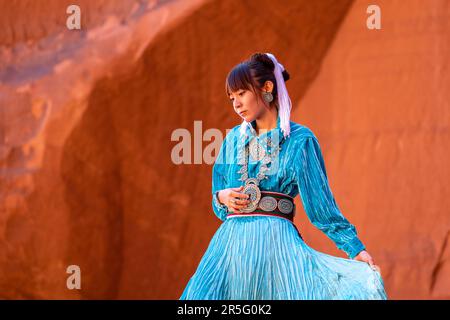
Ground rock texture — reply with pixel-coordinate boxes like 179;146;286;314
0;0;448;299
297;0;450;299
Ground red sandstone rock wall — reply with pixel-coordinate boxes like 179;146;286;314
296;0;450;299
0;0;448;299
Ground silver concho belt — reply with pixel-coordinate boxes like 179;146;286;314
227;190;296;222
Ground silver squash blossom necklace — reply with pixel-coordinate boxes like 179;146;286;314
236;132;283;213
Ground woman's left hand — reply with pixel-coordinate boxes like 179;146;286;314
354;250;380;272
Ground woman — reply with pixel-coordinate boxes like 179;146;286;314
180;52;387;300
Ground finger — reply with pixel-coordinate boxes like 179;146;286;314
230;203;248;210
231;192;250;200
228;205;240;212
227;198;239;207
231;186;244;191
230;199;250;208
228;197;249;205
230;190;246;197
369;263;379;272
232;198;250;205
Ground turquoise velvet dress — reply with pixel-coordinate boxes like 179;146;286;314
180;115;387;300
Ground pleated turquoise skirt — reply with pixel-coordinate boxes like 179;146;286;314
180;216;387;300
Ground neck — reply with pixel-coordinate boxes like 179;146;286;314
255;107;278;136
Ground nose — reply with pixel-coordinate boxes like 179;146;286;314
233;98;241;109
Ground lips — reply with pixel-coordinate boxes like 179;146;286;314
239;111;247;116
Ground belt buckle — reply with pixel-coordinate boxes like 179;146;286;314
239;179;261;213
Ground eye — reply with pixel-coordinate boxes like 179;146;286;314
229;91;244;102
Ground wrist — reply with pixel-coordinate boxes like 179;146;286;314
345;237;366;259
216;190;224;204
214;191;228;211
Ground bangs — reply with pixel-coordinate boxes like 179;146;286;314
225;63;257;97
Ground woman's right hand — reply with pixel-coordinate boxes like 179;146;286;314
218;186;250;213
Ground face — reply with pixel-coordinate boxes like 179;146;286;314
228;88;267;122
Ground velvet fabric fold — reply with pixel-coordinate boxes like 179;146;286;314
181;118;387;300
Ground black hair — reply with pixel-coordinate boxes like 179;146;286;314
225;53;290;104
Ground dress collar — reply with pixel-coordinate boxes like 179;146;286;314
242;113;284;147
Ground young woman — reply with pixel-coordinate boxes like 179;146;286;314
180;52;387;299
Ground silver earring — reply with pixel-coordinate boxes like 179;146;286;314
263;91;273;103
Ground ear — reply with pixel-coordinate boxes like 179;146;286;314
263;80;274;93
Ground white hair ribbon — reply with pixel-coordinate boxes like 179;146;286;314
239;53;292;138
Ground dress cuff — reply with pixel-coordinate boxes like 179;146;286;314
213;191;228;212
343;236;366;259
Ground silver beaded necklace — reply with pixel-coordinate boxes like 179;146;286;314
236;133;283;213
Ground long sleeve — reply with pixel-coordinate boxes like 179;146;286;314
295;135;366;259
211;134;229;221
